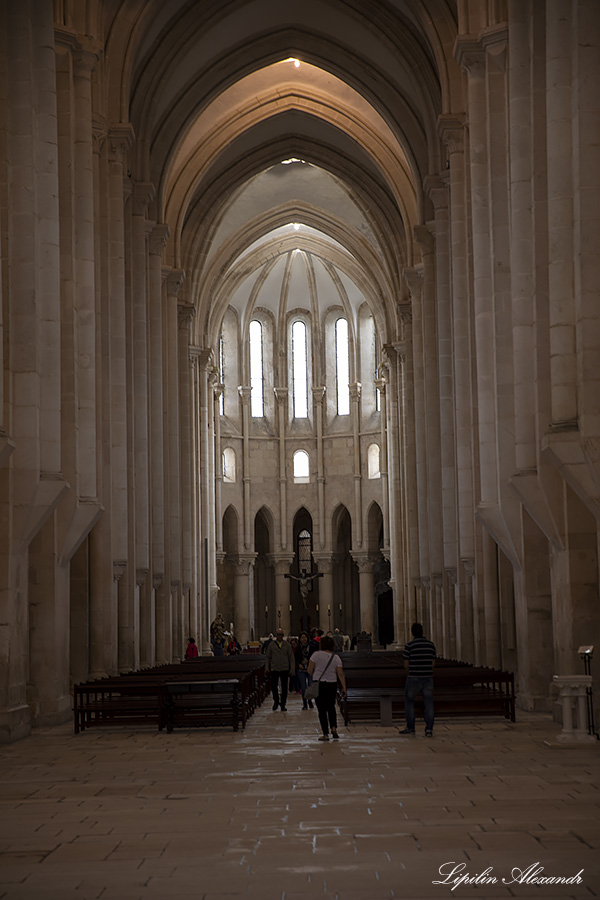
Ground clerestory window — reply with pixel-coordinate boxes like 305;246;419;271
335;317;350;415
249;319;264;417
292;320;308;419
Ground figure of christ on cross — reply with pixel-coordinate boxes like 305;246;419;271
284;568;323;632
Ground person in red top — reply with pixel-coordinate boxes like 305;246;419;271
185;637;199;659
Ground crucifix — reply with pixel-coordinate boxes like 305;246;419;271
284;567;323;632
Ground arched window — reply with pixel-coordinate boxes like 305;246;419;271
369;316;380;412
335;317;350;415
292;320;308;418
297;528;312;573
219;332;225;415
249;319;264;417
293;449;309;482
367;443;380;479
222;447;236;483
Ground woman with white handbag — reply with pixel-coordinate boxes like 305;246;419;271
307;635;347;741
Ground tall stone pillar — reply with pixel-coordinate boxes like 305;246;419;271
196;348;214;652
178;302;195;652
375;376;390;558
272;557;294;635
238;386;252;550
233;555;256;644
214;384;224;554
148;226;169;663
313;553;334;634
352;553;376;636
349;382;363;547
312;386;327;549
131;183;154;666
274;388;289;551
107;124;135;671
164;268;185;660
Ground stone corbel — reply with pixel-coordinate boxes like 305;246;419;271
152;573;164;590
131;182;155;218
149;223;170;257
136;568;149;588
0;431;16;469
113;560;127;582
437;113;466;157
445;567;457;587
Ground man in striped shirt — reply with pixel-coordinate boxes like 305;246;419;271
400;622;436;736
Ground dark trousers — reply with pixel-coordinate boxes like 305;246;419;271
404;676;434;731
315;681;338;734
270;671;289;708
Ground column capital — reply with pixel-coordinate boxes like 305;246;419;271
311;552;334;573
403;268;423;301
462;557;475;577
453;35;485;76
113;560;127;582
190;346;213;370
136;568;149;588
351;552;377;573
164;267;185;300
238;385;252;405
413;223;435;256
374;376;387;394
149;223;170;256
178;303;195;330
274;387;289;405
480;24;508;72
438;113;466;154
349;382;362;402
92;115;107;153
131;182;155;217
445;566;457;586
423;174;449;210
312;385;326;404
107;124;135;163
152;573;164;590
267;553;294;575
232;554;257;576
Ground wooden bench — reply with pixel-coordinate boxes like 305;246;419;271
338;657;515;726
73;660;266;734
163;679;242;732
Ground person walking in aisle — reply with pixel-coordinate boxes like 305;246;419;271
307;635;346;741
265;628;295;711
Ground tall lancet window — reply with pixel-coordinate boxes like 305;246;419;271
219;332;225;415
335;317;350;415
370;316;380;412
249;319;264;417
292;320;308;418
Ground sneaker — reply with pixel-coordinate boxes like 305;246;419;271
331;730;339;740
425;729;433;737
318;735;329;741
399;727;415;734
272;702;279;710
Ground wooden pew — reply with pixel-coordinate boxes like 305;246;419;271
338;656;515;726
73;659;266;734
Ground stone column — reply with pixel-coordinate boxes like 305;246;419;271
178;302;195;637
546;1;577;428
238;386;253;550
350;382;363;547
233;555;257;645
375;376;390;558
107;124;135;672
352;553;376;636
131;183;154;666
445;567;458;659
164;267;185;659
274;387;289;550
313;553;334;633
148;226;169;663
214;383;224;553
196;348;214;653
312;386;327;549
272;556;294;635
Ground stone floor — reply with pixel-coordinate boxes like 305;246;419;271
0;698;599;900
